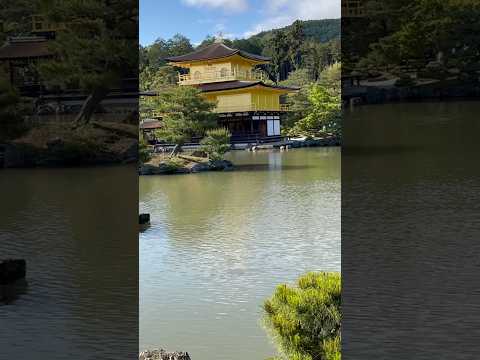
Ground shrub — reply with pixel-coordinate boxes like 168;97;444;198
159;157;184;174
139;136;151;164
200;128;231;161
394;74;416;87
264;272;341;360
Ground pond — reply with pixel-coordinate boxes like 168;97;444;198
0;166;138;359
342;101;480;359
139;147;341;360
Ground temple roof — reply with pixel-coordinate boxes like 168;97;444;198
166;42;270;63
0;37;52;60
197;80;298;93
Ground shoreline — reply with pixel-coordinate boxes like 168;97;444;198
139;349;191;360
1;121;138;169
139;154;233;175
139;138;340;176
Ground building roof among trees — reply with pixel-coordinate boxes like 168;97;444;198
165;42;270;63
140;119;163;130
0;37;52;60
197;80;298;92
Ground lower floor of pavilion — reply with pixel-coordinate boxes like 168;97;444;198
218;111;285;143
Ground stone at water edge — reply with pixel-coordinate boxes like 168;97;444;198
139;349;191;360
0;259;26;285
139;213;150;225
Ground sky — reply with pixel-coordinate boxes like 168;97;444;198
140;0;340;46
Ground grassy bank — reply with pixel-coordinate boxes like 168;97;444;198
3;121;138;167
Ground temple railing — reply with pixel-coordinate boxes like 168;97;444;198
178;69;266;85
214;103;290;113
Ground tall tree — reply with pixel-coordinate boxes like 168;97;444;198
167;34;194;57
264;30;290;82
286;20;305;70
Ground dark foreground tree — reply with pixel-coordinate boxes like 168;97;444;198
264;272;341;360
38;0;138;125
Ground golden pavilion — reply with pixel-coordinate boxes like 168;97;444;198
166;40;297;142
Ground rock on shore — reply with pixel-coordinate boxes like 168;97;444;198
139;349;191;360
0;259;26;285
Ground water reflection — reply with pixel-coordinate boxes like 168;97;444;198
0;279;28;305
343;101;480;360
0;166;138;360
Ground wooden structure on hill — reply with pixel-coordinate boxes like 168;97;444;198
342;0;367;17
0;36;52;95
165;40;298;143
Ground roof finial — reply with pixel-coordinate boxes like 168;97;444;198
214;32;224;43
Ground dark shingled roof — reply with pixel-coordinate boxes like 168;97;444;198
166;42;270;63
197;80;298;93
0;37;52;60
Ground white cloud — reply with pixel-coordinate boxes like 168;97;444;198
243;0;340;37
215;23;226;32
182;0;248;12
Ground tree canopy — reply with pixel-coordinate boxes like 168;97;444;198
152;86;217;145
37;0;138;124
264;272;341;360
345;0;480;78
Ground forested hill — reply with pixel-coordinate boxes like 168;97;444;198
251;19;340;44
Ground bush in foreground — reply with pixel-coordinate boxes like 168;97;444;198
264;272;341;360
200;128;231;161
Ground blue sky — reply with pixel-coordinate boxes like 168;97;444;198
140;0;340;46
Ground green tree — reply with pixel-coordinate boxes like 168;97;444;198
353;0;480;77
144;38;169;70
167;33;194;57
0;74;32;141
140;65;178;91
139;45;149;72
264;272;341;360
0;76;20;121
289;83;341;138
154;86;217;145
264;30;290;82
280;68;312;87
200;128;231;161
318;63;341;93
283;86;312;133
286;20;305;71
37;0;138;125
0;0;39;42
138;135;151;164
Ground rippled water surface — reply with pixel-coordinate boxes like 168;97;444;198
343;101;480;359
0;166;138;360
140;148;341;360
